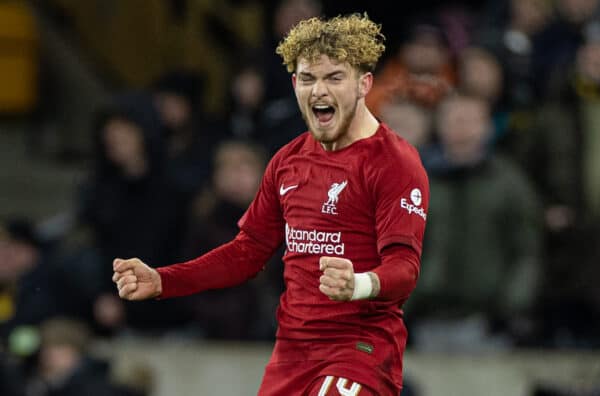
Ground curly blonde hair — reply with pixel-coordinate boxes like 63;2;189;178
276;13;386;73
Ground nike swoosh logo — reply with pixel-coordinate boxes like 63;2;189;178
279;184;298;196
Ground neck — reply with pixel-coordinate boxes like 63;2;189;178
321;102;380;151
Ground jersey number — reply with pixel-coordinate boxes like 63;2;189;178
318;376;362;396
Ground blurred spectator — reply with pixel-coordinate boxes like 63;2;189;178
151;69;219;196
456;46;516;155
180;140;282;339
458;47;504;108
477;0;554;108
79;91;186;276
0;218;64;340
474;1;574;221
378;99;433;149
76;92;190;333
227;64;267;140
406;93;542;350
366;21;456;116
537;0;600;88
457;45;580;231
476;2;581;231
23;318;122;396
182;140;268;258
531;35;600;347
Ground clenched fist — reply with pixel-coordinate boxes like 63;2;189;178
112;258;162;300
318;256;355;301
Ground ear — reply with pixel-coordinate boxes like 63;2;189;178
292;73;297;89
358;72;373;99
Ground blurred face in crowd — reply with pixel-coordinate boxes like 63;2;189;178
0;234;38;282
232;67;265;110
557;0;599;24
510;0;552;34
102;117;147;175
38;343;81;381
293;55;371;147
576;41;600;81
380;100;432;148
401;28;449;74
154;92;192;131
38;319;89;381
437;96;491;165
459;48;503;103
213;143;265;207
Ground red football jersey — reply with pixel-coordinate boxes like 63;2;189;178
239;123;429;391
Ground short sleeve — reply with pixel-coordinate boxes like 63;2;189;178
238;154;286;250
373;152;429;256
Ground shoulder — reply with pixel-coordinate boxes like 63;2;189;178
366;124;428;182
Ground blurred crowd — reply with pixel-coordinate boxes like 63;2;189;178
2;0;600;394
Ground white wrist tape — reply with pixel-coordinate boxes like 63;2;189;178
351;272;373;300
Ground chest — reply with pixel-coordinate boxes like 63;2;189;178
275;155;373;230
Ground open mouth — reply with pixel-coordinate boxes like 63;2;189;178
312;104;335;124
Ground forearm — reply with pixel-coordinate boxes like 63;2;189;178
371;244;420;301
157;230;274;299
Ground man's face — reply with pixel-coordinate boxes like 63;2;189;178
292;55;366;144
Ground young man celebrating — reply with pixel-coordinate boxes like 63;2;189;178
113;14;429;395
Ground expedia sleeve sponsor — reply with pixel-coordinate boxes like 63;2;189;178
400;198;427;221
285;223;345;255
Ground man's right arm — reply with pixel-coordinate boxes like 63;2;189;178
113;229;276;300
114;150;287;301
